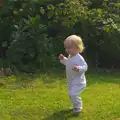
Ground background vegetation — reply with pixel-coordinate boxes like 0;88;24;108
0;0;120;73
0;1;120;120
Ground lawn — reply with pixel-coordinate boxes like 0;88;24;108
0;71;120;120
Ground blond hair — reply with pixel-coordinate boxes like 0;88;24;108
65;35;84;53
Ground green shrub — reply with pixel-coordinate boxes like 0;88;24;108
7;17;58;72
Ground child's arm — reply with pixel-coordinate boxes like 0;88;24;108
60;57;67;65
59;54;67;65
73;56;88;73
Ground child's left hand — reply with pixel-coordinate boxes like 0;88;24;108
72;65;79;72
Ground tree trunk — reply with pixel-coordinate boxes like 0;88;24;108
0;0;3;8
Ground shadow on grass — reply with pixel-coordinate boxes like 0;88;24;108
87;71;120;85
38;70;120;85
0;69;119;89
43;109;80;120
13;70;120;89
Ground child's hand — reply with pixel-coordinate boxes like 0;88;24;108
72;65;79;72
58;54;64;60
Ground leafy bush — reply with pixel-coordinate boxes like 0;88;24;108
0;0;120;72
85;1;120;68
7;17;58;72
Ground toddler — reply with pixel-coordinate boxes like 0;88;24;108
59;35;88;114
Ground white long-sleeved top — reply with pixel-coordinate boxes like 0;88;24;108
60;53;88;85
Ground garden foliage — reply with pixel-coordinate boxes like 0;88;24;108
0;0;120;72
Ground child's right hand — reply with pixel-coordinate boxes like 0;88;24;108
58;54;64;60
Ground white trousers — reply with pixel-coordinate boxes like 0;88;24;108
68;83;86;109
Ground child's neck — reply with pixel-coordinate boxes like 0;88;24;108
70;52;79;57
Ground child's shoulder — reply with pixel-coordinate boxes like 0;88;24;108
76;53;86;63
76;53;84;59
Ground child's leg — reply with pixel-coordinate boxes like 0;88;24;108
70;95;82;110
69;84;86;112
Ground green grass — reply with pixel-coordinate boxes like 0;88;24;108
0;71;120;120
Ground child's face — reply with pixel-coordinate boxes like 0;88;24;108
64;41;79;55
